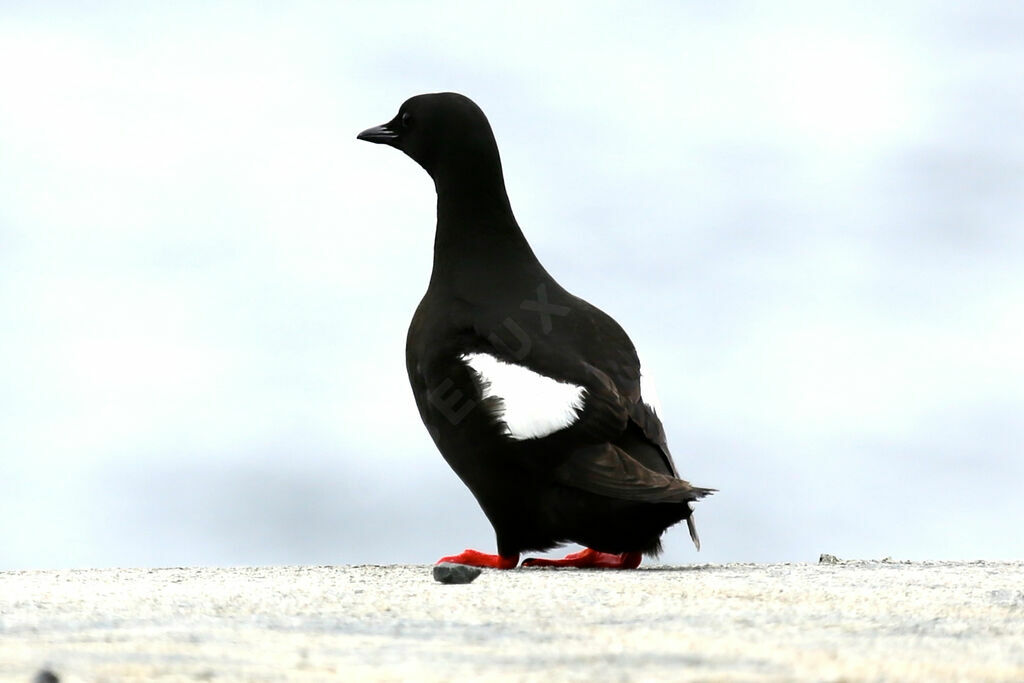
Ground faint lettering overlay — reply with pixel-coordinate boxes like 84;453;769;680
520;284;570;334
428;284;571;425
427;377;475;426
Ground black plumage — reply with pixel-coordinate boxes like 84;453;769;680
358;93;714;569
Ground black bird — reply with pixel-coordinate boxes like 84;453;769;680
357;93;714;569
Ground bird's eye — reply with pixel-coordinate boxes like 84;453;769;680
401;111;413;128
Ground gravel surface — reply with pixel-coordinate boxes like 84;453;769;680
1;561;1022;681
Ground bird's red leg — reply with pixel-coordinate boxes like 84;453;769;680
437;549;520;569
521;548;642;569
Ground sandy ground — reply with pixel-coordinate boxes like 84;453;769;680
1;561;1022;681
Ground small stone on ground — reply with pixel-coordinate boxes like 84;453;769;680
432;562;482;584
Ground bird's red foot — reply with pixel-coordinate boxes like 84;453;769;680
521;548;643;569
437;549;520;569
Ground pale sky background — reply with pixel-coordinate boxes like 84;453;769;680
1;2;1022;569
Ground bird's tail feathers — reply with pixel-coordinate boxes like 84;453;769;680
687;514;702;551
684;487;716;552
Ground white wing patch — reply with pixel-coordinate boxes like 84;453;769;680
462;352;585;440
638;353;663;416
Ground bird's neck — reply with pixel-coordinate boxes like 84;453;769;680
429;168;544;294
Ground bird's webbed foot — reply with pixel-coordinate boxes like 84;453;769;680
437;549;520;569
521;548;642;569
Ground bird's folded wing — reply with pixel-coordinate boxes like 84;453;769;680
627;401;680;477
553;445;715;504
467;324;631;442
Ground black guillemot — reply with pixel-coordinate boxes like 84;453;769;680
358;92;714;569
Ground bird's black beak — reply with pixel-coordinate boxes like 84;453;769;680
357;123;399;145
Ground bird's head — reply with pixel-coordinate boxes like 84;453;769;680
357;92;501;184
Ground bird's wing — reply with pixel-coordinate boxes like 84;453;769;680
553;444;714;504
624;400;680;478
461;342;630;444
529;293;682;477
457;289;689;466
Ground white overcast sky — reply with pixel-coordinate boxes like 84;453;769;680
1;1;1022;569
